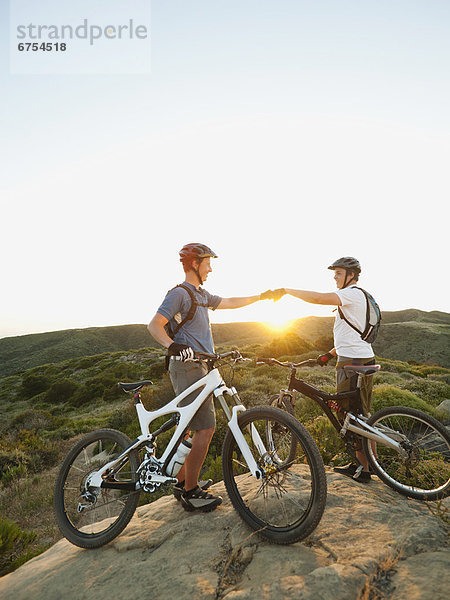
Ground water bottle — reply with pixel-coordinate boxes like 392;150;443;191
166;438;192;476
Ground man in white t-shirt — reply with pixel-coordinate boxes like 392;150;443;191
271;257;375;483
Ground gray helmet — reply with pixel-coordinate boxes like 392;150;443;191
328;257;361;273
179;243;218;262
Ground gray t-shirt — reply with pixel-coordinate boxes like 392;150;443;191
157;282;222;354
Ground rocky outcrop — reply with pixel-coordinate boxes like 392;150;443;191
0;471;448;600
436;399;450;418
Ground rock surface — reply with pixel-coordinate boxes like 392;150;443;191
0;470;448;600
436;399;450;418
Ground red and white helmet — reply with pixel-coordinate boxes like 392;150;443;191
179;243;218;262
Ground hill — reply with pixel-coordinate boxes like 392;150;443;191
0;324;152;377
0;309;449;376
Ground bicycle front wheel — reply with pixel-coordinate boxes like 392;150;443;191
222;406;327;544
53;429;141;548
363;406;450;501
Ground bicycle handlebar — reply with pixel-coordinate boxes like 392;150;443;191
256;357;318;369
192;350;249;363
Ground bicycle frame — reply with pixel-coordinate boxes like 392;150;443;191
288;374;408;456
87;364;266;490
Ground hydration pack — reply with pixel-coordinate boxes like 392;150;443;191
164;284;198;339
338;287;381;344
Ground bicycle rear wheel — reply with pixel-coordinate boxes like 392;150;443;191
222;406;327;544
269;393;295;417
53;429;141;548
268;394;297;466
363;406;450;501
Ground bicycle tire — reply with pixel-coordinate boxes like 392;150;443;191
269;393;295;417
53;429;141;548
268;394;297;466
222;406;327;544
363;406;450;501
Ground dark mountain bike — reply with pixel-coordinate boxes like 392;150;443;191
259;357;450;501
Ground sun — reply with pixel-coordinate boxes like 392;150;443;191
263;318;294;334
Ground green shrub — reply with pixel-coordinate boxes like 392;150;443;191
372;385;438;417
410;365;449;378
0;449;28;480
44;379;79;404
378;358;450;379
294;397;324;423
148;360;167;380
314;335;334;351
13;430;59;474
19;373;51;399
202;454;223;483
102;383;123;403
9;409;54;433
1;463;28;486
141;376;175;411
261;333;314;358
108;400;137;432
75;356;100;369
111;362;146;380
70;375;108;407
0;517;37;576
303;415;344;465
397;378;450;407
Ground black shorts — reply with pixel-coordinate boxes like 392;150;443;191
168;359;216;430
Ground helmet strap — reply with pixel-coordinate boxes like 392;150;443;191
193;268;203;286
192;258;204;286
343;270;356;288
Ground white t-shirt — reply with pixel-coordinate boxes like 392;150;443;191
333;286;374;359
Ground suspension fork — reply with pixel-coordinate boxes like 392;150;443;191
215;387;264;479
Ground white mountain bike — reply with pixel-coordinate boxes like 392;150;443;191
53;351;327;548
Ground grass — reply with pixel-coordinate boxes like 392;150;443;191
359;550;402;600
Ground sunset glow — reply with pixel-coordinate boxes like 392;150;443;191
262;317;294;333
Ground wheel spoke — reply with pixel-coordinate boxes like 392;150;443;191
222;406;327;544
54;430;141;548
365;408;450;500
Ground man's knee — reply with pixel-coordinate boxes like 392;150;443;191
193;426;215;444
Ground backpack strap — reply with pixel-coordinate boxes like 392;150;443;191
337;286;365;336
169;284;198;336
337;306;364;336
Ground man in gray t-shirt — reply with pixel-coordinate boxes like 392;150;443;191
157;283;221;355
147;243;270;512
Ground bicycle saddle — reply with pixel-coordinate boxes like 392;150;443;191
343;365;380;376
118;380;153;392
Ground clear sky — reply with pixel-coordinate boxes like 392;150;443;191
1;0;449;339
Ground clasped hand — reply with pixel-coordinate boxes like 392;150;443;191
260;288;286;302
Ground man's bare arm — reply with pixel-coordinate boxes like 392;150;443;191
147;313;172;348
217;295;262;310
284;289;342;306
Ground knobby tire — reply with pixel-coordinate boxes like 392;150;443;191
363;406;450;501
53;429;141;549
222;406;327;544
